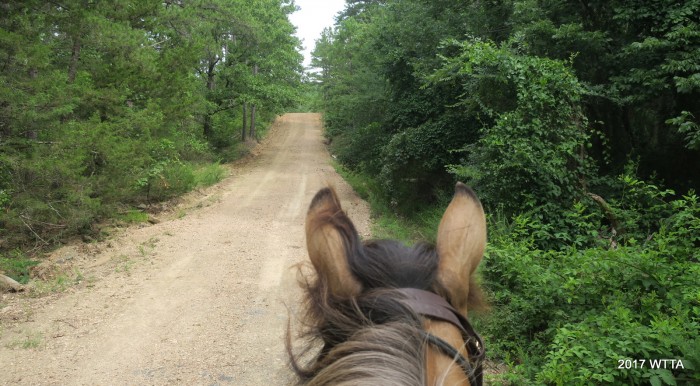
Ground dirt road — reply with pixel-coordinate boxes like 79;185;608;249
0;113;371;385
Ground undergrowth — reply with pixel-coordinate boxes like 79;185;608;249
333;162;442;243
337;166;700;385
1;144;228;284
0;250;38;284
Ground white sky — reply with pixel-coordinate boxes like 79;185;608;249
289;0;347;69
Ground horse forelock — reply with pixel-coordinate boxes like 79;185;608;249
352;240;439;291
301;321;427;386
289;239;446;384
288;282;429;385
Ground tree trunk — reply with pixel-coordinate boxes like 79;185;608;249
68;37;81;84
203;58;217;138
203;114;213;140
249;63;258;140
26;67;39;139
250;103;256;140
242;103;247;141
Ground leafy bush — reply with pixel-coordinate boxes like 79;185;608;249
194;163;227;188
0;139;103;248
378;119;471;210
331;122;390;174
431;40;593;220
136;160;197;202
482;191;700;385
0;117;227;252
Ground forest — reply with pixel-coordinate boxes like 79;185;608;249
0;0;302;258
311;0;699;384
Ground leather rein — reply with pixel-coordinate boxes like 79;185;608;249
397;288;485;386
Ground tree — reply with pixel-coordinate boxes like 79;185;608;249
0;0;302;251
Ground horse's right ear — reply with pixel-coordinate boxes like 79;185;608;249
305;187;362;298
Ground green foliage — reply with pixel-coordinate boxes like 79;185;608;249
379;118;473;209
132;138;196;202
193;163;227;188
331;123;390;174
332;163;442;244
667;111;700;150
432;40;592;218
117;210;149;224
515;0;700;192
482;188;700;385
315;0;700;211
292;81;324;113
609;172;677;244
0;250;38;284
315;1;486;208
0;0;302;254
315;3;699;383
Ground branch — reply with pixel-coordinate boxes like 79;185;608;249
587;192;623;243
19;215;48;246
46;1;69;11
149;39;169;48
212;103;238;115
163;0;185;8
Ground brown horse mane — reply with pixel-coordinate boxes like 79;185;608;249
287;232;486;385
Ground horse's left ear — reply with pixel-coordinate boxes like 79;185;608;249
436;182;487;316
305;187;362;298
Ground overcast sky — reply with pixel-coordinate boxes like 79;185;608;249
289;0;347;69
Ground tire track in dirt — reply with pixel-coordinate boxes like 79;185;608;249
0;113;371;385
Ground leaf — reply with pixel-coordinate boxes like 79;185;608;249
658;369;677;385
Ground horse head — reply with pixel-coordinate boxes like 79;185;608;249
291;182;487;385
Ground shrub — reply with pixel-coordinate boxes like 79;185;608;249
331;122;390;174
482;191;700;385
431;40;593;220
194;162;227;188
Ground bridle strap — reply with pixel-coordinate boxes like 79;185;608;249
397;288;485;386
397;288;468;333
420;331;483;386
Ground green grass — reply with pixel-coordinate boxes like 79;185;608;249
7;331;43;350
332;162;442;244
194;162;227;187
138;237;158;257
22;333;42;349
0;250;38;284
117;210;150;224
29;274;73;296
114;254;134;274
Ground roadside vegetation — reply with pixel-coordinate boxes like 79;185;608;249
316;1;699;384
0;1;302;275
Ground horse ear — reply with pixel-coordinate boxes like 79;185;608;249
436;182;487;315
305;187;362;298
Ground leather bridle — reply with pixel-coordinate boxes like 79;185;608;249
397;288;485;386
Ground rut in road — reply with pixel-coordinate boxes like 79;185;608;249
0;113;371;385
